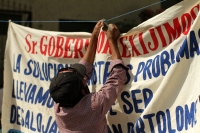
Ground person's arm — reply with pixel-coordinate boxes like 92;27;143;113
82;21;103;64
79;21;103;81
105;24;122;60
92;24;128;115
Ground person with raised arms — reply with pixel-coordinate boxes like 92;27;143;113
49;20;128;133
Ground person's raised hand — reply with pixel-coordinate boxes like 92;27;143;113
92;20;103;38
104;24;121;60
105;24;120;44
83;20;103;64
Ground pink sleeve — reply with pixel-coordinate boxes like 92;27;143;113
92;59;128;116
79;59;93;82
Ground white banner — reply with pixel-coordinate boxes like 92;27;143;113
2;0;200;132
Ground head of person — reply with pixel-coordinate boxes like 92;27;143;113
49;64;90;107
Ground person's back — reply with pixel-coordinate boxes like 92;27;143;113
49;21;128;133
55;93;108;132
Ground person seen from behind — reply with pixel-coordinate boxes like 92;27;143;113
49;20;128;133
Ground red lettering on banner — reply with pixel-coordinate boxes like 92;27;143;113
129;35;141;57
40;36;48;56
181;13;192;35
54;36;64;58
97;32;112;54
97;32;106;53
39;36;87;58
156;26;167;47
32;41;37;54
24;4;200;58
149;29;158;51
48;37;56;56
102;40;111;54
25;34;32;53
119;37;131;58
84;39;90;51
139;33;149;54
25;34;37;54
190;4;199;20
64;38;74;58
118;4;200;57
163;18;182;44
49;37;87;58
74;39;84;58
